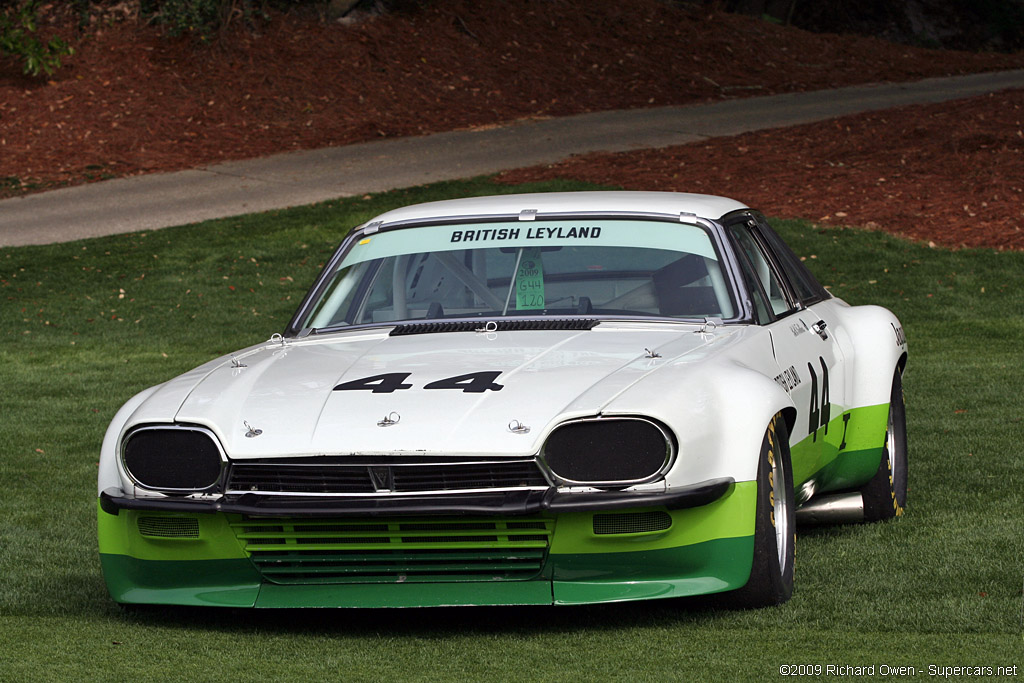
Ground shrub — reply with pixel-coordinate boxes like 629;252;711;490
0;0;73;76
141;0;270;43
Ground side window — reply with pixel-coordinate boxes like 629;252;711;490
729;224;793;317
732;248;773;324
757;220;830;306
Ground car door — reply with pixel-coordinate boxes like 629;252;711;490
726;217;847;490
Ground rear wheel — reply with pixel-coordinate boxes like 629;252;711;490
728;414;795;607
861;370;908;521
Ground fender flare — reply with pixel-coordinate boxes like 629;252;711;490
607;362;797;485
832;304;908;409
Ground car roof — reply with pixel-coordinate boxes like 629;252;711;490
362;191;750;228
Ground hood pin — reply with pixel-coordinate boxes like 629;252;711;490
475;321;499;334
695;317;723;335
508;419;530;435
377;412;401;427
244;421;263;438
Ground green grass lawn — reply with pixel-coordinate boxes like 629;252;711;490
1;178;1022;681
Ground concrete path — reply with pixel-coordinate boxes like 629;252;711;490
2;69;1022;247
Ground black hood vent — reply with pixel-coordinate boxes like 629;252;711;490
389;318;599;336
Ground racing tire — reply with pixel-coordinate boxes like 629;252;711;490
860;370;908;522
727;414;795;608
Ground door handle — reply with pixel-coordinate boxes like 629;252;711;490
811;320;829;340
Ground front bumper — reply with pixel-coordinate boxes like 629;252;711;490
98;478;757;608
99;478;733;517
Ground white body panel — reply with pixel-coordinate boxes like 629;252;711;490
100;320;814;495
361;191;748;227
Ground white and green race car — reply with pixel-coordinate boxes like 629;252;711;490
98;191;908;609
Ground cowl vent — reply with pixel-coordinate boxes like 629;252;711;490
389;318;599;336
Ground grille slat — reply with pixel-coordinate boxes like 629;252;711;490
238;528;540;540
229;516;554;584
257;561;540;576
252;551;547;564
239;541;549;552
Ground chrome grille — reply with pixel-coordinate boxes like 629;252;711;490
392;462;545;491
225;458;548;495
227;464;376;494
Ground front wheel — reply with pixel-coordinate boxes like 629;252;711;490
861;370;908;521
727;414;795;608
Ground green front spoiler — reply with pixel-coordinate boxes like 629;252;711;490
98;481;757;608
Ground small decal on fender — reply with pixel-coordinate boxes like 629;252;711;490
892;323;907;347
773;365;801;393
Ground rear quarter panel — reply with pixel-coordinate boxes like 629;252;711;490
827;300;908;409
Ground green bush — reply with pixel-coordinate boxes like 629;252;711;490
0;0;73;76
142;0;269;43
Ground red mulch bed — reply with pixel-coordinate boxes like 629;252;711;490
499;90;1024;250
2;0;1023;248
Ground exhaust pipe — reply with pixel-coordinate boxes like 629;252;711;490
796;492;864;525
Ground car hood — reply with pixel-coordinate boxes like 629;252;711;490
134;323;740;458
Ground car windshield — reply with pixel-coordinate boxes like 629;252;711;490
300;219;735;330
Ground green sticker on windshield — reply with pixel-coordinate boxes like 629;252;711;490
515;248;545;310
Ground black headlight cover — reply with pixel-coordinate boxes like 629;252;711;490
122;426;224;493
541;417;674;486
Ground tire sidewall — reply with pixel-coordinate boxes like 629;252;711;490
863;370;908;521
765;416;796;599
726;415;795;607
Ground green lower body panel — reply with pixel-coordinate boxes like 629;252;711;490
548;482;756;604
790;403;889;492
256;579;555;608
552;536;754;605
97;481;756;608
98;505;262;607
99;554;261;607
